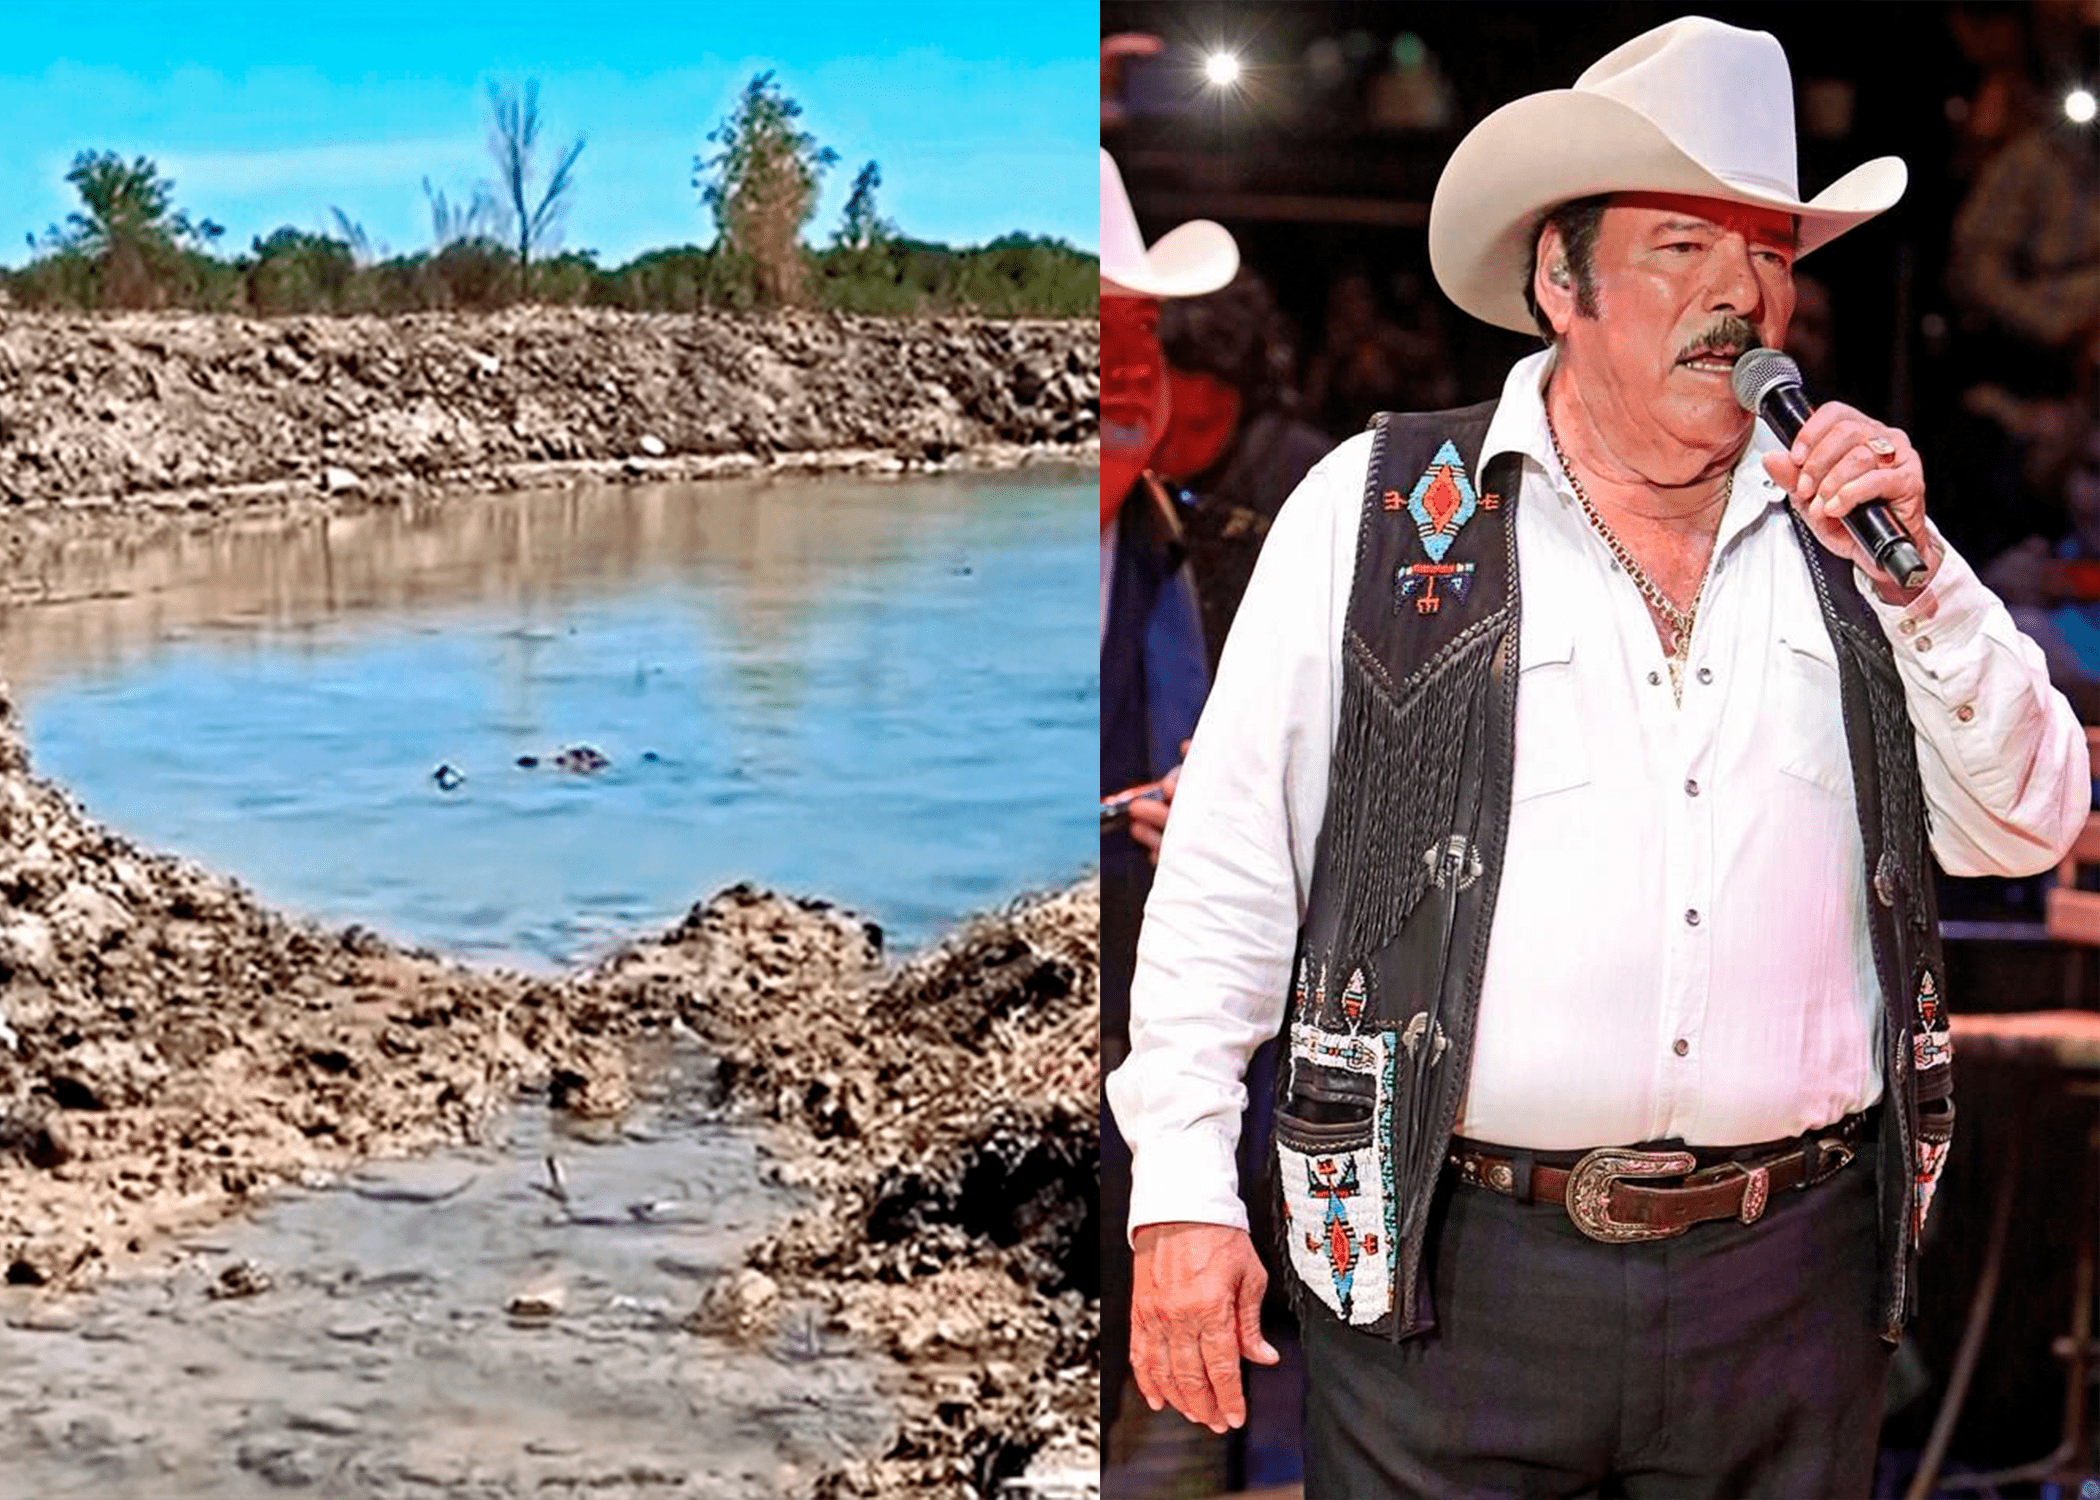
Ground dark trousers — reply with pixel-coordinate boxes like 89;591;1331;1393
1303;1148;1892;1499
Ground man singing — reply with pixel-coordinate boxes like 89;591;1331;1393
1107;17;2089;1497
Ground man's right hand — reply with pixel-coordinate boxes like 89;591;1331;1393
1130;1221;1280;1433
1124;763;1177;864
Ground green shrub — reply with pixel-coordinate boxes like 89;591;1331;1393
246;228;356;314
421;239;514;310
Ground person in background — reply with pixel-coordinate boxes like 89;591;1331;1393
1127;265;1339;1490
1098;143;1236;1450
1301;267;1458;438
1984;416;2100;717
1155;270;1336;675
1102;31;1162;134
1944;5;2100;557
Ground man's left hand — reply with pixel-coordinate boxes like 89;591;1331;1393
1760;402;1941;604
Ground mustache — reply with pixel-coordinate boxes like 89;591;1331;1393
1676;317;1763;364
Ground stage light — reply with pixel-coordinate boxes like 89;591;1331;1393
2067;87;2097;124
1204;51;1242;88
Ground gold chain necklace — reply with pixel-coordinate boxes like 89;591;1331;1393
1543;410;1730;702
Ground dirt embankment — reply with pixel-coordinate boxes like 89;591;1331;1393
0;676;1099;1495
0;308;1099;537
599;884;1098;1497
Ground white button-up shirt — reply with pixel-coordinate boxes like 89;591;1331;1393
1108;348;2090;1236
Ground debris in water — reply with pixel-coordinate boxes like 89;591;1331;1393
208;1259;273;1299
553;745;609;774
691;1267;778;1338
536;1153;569;1204
506;1283;566;1321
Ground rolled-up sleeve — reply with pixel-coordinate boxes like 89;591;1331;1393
1105;434;1367;1235
1857;528;2091;877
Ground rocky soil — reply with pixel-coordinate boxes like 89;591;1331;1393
598;884;1099;1497
0;308;1099;545
0;671;1099;1495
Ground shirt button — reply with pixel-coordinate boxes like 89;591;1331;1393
1685;777;1701;797
1696;666;1714;684
1673;1038;1690;1057
1955;704;1975;723
1898;618;1917;636
1647;670;1662;686
1916;636;1932;652
1685;908;1702;927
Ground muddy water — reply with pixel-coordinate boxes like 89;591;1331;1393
0;471;1089;1496
0;468;1094;968
0;1041;891;1498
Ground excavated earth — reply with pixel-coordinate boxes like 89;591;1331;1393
0;309;1101;1497
0;688;1099;1495
0;307;1099;553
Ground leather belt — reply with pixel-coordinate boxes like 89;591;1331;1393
1446;1112;1867;1244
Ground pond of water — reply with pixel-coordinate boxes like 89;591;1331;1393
0;469;1095;970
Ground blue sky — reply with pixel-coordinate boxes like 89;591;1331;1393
1;1;1095;270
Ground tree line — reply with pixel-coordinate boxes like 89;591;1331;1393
3;74;1095;319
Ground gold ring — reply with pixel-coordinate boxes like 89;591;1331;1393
1867;437;1899;468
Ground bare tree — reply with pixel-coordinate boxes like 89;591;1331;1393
327;207;382;266
487;80;585;300
422;177;504;248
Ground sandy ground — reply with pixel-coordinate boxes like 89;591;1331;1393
0;309;1102;1497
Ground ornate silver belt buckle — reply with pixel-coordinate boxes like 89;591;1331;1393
1564;1148;1698;1243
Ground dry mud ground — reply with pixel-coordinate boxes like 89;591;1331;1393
0;310;1101;1497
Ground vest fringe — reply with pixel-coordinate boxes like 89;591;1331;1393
1322;619;1508;972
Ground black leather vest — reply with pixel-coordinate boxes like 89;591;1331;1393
1271;403;1952;1343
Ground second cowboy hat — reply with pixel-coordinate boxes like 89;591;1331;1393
1428;16;1907;334
1101;148;1238;300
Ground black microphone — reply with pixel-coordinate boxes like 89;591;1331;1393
1731;348;1927;591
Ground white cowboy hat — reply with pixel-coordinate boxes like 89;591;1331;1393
1101;148;1239;299
1428;15;1907;334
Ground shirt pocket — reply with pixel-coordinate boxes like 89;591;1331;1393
1511;624;1591;803
1774;629;1852;796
